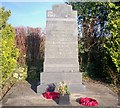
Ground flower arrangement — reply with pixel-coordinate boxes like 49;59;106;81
46;83;56;92
58;81;70;96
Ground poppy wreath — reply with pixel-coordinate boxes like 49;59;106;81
43;92;60;99
79;97;98;107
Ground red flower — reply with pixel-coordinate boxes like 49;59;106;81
43;92;60;99
79;97;98;107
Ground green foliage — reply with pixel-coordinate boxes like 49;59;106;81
13;66;27;80
104;2;120;73
68;2;117;83
68;1;120;85
0;7;11;29
27;67;38;79
78;38;88;53
0;7;19;86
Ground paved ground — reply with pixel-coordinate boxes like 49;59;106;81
1;80;119;107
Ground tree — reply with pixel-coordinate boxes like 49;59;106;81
0;7;19;87
104;2;120;85
67;2;117;82
67;1;120;84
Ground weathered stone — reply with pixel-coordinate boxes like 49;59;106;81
44;4;79;74
37;4;85;93
41;72;82;83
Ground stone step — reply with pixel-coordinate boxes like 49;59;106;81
45;41;77;45
45;52;78;56
44;66;79;72
45;43;77;46
37;71;85;93
45;49;78;54
44;58;78;64
46;38;77;42
37;83;85;94
45;54;78;58
44;63;79;67
41;72;82;84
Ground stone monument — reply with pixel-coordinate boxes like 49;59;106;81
37;4;85;93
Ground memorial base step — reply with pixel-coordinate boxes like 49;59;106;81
41;72;82;84
37;71;85;93
37;83;85;94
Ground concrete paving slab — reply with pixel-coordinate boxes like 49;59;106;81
1;80;119;107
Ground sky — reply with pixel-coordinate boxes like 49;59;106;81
2;1;65;29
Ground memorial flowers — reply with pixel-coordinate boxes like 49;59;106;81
58;81;70;96
46;83;56;92
58;81;70;105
